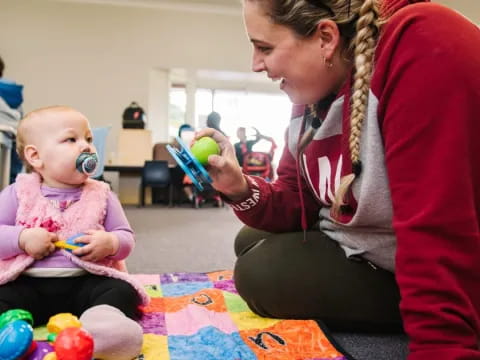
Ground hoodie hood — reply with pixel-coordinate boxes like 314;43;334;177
0;79;24;109
381;0;430;17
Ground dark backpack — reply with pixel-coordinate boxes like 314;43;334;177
122;102;146;129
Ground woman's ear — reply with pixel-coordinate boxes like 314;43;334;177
24;145;43;170
312;19;341;60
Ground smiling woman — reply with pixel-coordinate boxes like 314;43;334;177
192;0;480;359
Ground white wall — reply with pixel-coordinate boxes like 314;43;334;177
436;0;480;24
0;0;254;153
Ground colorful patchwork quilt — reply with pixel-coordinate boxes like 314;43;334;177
32;271;349;359
135;270;348;360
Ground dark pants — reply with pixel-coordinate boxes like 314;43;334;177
234;226;403;332
0;275;141;326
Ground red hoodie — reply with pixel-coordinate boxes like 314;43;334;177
229;1;480;358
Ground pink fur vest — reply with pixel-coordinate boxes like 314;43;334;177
0;173;149;305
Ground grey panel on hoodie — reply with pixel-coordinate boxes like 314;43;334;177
286;93;396;271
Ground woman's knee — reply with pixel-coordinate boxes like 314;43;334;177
234;257;273;318
234;226;271;256
233;240;291;318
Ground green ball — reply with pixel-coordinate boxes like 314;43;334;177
190;137;220;165
0;309;34;328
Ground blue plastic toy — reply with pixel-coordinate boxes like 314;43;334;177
54;233;87;253
167;136;214;191
0;311;34;360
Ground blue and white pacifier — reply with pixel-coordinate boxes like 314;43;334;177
75;152;98;176
166;137;213;192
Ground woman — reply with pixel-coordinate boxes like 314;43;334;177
197;0;480;358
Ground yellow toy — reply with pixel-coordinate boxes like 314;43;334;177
54;233;86;253
53;241;79;251
47;313;82;335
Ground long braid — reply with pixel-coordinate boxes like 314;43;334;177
331;0;381;217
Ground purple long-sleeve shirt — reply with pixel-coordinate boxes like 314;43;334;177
0;183;134;270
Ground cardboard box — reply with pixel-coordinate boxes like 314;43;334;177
116;129;152;166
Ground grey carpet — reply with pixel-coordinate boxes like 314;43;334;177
125;205;408;360
332;333;408;360
125;205;240;273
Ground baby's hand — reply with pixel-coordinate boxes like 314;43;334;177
19;228;58;260
72;230;119;262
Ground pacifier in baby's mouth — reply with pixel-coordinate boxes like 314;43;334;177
75;152;98;176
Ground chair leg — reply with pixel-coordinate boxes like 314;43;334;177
140;185;145;207
168;184;173;207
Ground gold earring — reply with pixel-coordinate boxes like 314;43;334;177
323;56;333;68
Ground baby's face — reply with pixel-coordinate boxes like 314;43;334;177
29;110;96;188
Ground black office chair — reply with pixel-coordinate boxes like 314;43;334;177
139;161;173;207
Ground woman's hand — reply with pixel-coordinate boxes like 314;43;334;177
195;128;249;201
72;230;119;262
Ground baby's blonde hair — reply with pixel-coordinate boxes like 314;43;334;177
16;105;78;173
247;0;383;217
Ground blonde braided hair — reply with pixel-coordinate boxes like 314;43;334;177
246;0;383;217
332;0;381;216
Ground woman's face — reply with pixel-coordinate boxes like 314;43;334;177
243;0;343;105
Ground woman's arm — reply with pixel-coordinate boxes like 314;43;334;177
196;127;321;232
230;141;320;232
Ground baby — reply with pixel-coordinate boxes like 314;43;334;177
0;106;149;360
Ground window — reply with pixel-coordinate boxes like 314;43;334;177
195;88;291;170
195;88;214;129
169;86;186;138
169;84;292;175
